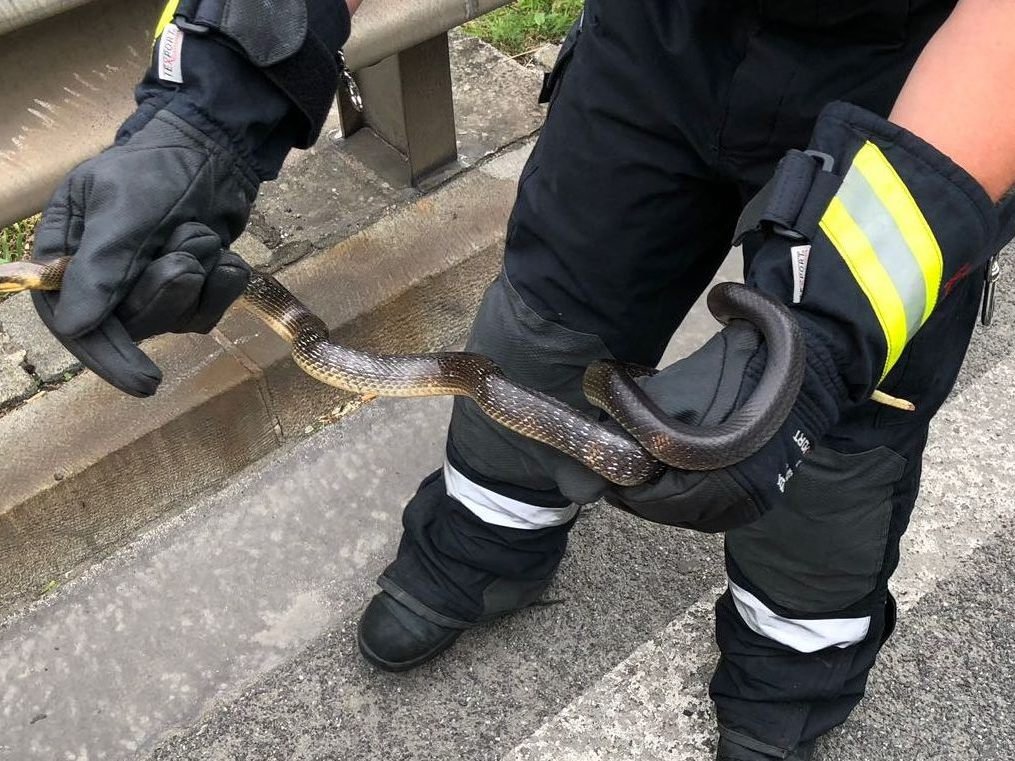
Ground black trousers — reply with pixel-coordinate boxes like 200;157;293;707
384;0;986;753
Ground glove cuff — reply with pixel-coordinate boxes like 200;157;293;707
166;0;351;148
744;101;1000;402
130;0;351;181
738;102;997;255
812;101;998;258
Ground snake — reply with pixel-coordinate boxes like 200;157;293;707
0;257;808;486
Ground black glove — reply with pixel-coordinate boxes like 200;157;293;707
31;105;259;396
551;318;841;532
599;320;839;532
32;0;350;397
555;101;999;531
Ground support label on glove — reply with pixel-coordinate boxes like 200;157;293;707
776;430;812;494
791;245;811;304
158;22;185;84
776;466;795;494
792;429;811;455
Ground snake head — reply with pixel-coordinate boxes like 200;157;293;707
0;269;32;293
0;260;63;293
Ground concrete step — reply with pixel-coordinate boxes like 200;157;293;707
3;252;1014;760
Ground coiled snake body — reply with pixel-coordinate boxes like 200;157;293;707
0;258;808;486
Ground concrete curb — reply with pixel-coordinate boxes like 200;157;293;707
0;144;530;613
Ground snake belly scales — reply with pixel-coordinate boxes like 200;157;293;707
0;257;806;486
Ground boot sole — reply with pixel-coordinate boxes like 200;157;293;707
356;620;463;673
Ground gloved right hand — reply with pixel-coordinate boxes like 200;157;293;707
551;316;840;532
556;101;1001;530
31;0;352;397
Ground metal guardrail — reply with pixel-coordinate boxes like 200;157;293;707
0;0;92;34
0;0;512;228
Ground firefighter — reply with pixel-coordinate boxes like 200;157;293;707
29;1;1015;758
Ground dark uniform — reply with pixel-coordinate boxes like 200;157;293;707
370;1;994;756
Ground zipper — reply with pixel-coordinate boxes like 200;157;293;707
981;251;1002;326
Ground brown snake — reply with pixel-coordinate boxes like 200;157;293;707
0;257;810;486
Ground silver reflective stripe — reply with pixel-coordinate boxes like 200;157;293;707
835;163;927;338
444;461;579;530
729;580;871;653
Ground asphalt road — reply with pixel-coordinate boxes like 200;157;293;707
2;253;1014;761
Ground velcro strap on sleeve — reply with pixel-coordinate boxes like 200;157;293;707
165;0;350;147
733;150;842;244
262;30;340;147
174;0;308;66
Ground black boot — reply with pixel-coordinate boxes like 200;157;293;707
716;736;816;761
357;469;574;672
357;592;463;672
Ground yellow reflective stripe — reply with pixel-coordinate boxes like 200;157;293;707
851;141;943;326
154;0;181;41
819;197;908;381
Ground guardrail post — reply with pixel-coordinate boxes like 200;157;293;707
343;32;459;187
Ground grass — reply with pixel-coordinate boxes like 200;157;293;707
464;0;584;57
0;215;39;264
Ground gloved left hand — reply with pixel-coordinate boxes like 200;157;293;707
610;321;837;532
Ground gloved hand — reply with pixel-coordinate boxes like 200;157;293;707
599;319;838;532
31;107;259;396
555;101;999;531
552;316;841;532
32;0;351;397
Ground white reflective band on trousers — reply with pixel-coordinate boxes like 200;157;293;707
443;461;579;530
729;580;871;653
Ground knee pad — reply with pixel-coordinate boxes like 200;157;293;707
449;270;614;496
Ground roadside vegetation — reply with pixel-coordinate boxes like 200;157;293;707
464;0;583;57
0;215;38;264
